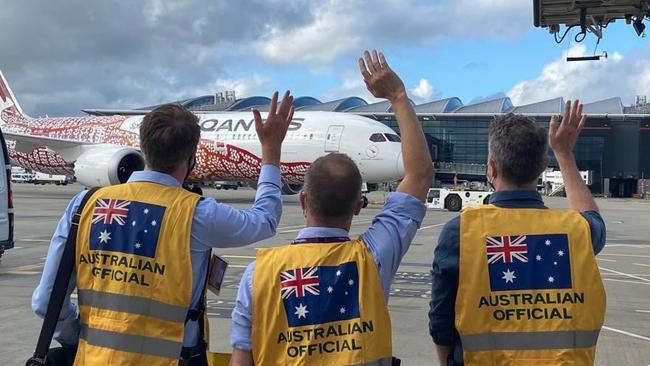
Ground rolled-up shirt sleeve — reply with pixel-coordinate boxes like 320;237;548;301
32;190;88;347
230;262;256;350
192;164;282;249
580;211;607;255
362;192;426;297
429;217;460;346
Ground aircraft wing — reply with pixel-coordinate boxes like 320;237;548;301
2;131;96;161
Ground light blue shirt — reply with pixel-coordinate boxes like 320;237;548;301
230;191;427;350
32;165;282;349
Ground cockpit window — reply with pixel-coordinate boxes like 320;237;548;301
385;133;401;142
369;133;386;142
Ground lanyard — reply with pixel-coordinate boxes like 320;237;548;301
292;236;351;244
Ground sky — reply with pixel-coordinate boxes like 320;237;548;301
1;0;650;117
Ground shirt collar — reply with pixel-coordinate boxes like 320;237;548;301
127;170;181;187
295;227;350;241
488;190;545;206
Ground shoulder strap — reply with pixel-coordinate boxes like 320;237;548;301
28;187;100;365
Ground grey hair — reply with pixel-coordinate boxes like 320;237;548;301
488;113;548;186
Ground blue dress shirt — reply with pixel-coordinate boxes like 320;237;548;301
230;191;427;351
32;165;283;349
428;190;607;360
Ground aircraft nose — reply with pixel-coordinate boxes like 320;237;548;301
396;152;405;177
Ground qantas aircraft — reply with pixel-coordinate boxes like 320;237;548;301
0;71;404;194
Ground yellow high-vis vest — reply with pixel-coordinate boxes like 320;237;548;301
456;205;606;365
74;182;200;366
252;239;393;366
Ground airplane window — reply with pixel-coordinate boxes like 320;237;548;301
385;133;401;142
369;133;386;142
310;134;313;140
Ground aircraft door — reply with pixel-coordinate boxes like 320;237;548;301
325;125;344;152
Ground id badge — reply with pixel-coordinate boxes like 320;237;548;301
207;254;228;296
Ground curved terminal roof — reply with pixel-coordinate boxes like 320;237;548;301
512;97;564;114
455;97;513;114
299;97;367;112
226;96;272;112
112;95;642;118
347;100;392;113
582;97;624;114
414;97;463;113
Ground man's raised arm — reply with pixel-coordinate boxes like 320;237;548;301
359;50;433;201
549;100;599;213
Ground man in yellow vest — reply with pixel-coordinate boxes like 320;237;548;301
429;101;607;365
228;50;434;366
32;92;296;365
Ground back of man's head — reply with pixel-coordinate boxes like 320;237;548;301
489;113;548;186
304;153;362;221
140;104;200;173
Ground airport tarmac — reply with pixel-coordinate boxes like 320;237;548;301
0;183;649;365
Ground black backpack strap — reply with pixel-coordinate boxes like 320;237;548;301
27;187;100;366
180;258;211;361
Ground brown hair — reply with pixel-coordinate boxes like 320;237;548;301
139;104;200;173
304;153;362;220
489;113;548;186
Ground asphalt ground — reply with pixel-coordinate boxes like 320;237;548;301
0;184;648;365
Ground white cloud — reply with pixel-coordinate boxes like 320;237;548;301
508;45;650;105
410;78;436;103
257;0;531;65
320;68;381;103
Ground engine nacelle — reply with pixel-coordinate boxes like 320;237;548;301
281;182;303;195
74;145;145;187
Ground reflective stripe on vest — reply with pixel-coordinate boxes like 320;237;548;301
78;289;188;323
461;330;601;352
80;324;183;359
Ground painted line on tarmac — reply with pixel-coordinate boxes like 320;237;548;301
0;262;44;274
635;310;650;314
605;244;650;248
0;271;41;275
19;239;50;243
602;326;650;342
599;253;650;258
633;263;650;268
603;278;650;286
418;223;446;231
597;258;617;262
229;264;249;269
599;267;650;283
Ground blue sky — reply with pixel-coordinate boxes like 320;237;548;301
2;0;650;116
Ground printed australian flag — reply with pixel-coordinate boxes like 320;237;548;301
88;198;166;258
280;261;360;327
486;234;572;291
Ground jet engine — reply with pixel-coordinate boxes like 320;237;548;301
74;145;145;187
281;182;303;195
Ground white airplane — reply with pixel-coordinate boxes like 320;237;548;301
0;70;404;194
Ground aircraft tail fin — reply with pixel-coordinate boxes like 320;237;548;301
0;70;29;122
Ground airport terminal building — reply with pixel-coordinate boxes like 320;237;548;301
111;93;650;198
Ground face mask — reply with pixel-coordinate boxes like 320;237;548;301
184;156;196;183
486;175;495;191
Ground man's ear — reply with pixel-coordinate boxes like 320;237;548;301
487;156;498;181
299;191;307;212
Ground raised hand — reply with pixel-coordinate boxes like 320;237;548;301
253;91;295;166
358;50;406;102
549;100;586;158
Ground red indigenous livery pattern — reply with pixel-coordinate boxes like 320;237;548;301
0;106;310;183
